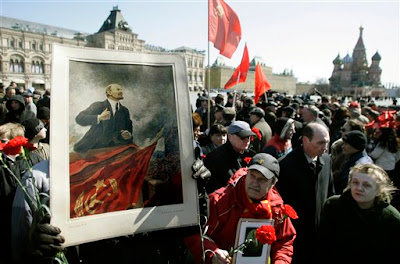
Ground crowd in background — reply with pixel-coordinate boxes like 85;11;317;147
0;82;51;264
1;80;399;263
192;90;400;263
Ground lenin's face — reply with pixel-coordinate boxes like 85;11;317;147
107;84;124;101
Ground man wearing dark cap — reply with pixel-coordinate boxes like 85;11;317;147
21;118;49;160
37;107;50;144
222;107;236;127
185;153;296;264
249;107;272;153
204;121;256;193
338;130;373;194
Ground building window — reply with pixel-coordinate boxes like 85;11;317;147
32;42;36;50
18;39;23;49
31;59;44;74
39;43;43;51
10;57;24;73
10;39;15;48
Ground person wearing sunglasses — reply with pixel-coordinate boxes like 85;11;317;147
204;121;256;194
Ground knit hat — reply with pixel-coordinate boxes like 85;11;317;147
342;131;367;151
248;153;280;179
22;118;44;140
37;107;50;120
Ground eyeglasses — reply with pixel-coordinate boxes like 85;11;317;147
238;135;252;140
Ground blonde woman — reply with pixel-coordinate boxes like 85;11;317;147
317;164;400;264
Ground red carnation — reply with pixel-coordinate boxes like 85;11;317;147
251;127;262;140
243;157;252;164
256;225;276;245
283;204;299;219
2;136;29;155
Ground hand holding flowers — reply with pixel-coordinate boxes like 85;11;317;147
0;136;68;263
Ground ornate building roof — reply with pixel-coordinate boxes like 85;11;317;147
342;54;353;63
372;51;381;61
98;6;131;33
333;54;342;64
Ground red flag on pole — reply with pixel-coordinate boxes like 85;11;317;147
254;62;271;104
224;44;249;89
209;0;242;59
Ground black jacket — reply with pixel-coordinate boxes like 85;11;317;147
73;99;133;153
317;191;400;264
276;146;334;264
204;140;255;194
4;95;35;124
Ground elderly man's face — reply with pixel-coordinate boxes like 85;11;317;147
6;88;15;98
303;126;330;158
107;84;124;101
245;170;274;200
228;134;251;153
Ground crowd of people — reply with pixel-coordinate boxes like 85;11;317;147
0;82;51;264
1;81;400;264
192;90;400;264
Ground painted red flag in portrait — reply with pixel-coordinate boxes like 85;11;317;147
224;44;249;89
254;62;271;104
209;0;242;58
69;142;157;218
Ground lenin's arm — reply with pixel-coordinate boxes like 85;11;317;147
75;102;106;126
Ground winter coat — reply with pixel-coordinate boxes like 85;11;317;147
204;140;255;194
317;190;400;264
4;95;35;124
184;168;296;264
276;146;334;264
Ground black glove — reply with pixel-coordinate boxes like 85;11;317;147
28;212;65;258
192;159;211;181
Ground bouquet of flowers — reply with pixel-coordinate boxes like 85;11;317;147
0;136;68;263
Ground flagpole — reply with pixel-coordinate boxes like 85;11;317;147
232;71;241;110
207;1;211;130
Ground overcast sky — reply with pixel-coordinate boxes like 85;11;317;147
1;0;399;86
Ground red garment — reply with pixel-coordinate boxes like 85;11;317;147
208;0;242;58
185;168;296;264
264;134;292;159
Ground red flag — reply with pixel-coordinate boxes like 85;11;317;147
254;62;271;104
224;44;250;89
209;0;242;58
69;142;158;218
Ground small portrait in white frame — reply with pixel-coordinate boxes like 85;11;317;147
233;218;274;264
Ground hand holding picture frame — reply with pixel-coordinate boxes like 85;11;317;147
232;218;274;264
50;44;198;246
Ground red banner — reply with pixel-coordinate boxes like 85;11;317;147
69;142;157;218
209;0;242;58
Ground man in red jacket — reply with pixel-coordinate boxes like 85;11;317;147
185;153;296;264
